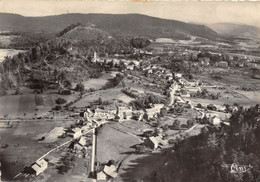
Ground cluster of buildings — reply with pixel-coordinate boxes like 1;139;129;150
79;101;166;124
91;51;141;71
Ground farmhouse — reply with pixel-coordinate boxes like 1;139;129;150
144;136;159;150
117;106;132;120
31;159;48;176
93;108;115;120
132;110;144;121
210;116;221;126
144;136;166;150
145;104;164;119
78;137;87;146
97;171;108;181
103;164;118;178
218;61;228;68
67;127;82;139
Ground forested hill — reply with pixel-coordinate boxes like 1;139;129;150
121;105;260;182
0;13;219;40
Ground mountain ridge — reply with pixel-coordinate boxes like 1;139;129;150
0;13;220;40
208;22;260;38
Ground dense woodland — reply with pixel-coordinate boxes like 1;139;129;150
0;24;151;94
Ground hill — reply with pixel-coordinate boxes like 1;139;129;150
61;24;111;42
208;23;260;38
0;13;219;40
121;105;260;182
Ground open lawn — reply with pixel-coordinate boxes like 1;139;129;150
0;119;75;181
0;91;80;119
73;88;134;108
96;123;141;164
81;71;117;90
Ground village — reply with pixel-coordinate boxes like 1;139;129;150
2;41;259;182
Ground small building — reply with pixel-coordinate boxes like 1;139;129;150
103;164;118;178
126;65;135;70
144;136;159;150
145;104;164;120
67;128;82;139
93;108;115;120
218;61;228;68
117;106;132;120
97;171;108;181
78;137;87;146
31;159;48;176
198;57;210;66
210;116;221;125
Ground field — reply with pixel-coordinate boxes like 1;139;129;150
0;92;80;119
0;119;75;180
81;72;117;90
73;88;134;108
96;121;150;164
0;48;25;62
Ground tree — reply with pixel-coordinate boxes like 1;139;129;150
186;119;195;128
75;83;84;92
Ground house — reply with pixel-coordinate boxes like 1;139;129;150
144;136;167;150
74;143;83;151
97;171;108;181
93;108;115;120
210;116;221;125
67;128;82;139
132;110;144;121
198;57;210;66
192;109;205;119
218;61;228;68
117;106;132;120
232;106;239;113
145;104;164;119
103;164;118;178
126;65;135;70
78;137;87;146
238;62;244;67
147;69;153;74
31;159;48;176
144;136;159;150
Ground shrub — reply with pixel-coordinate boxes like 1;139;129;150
53;105;62;110
56;98;67;105
75;83;84;92
60;90;72;95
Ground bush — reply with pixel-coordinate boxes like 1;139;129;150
207;104;217;111
0;86;7;96
14;87;21;95
196;103;203;108
55;98;67;105
60;90;72;95
53;105;62;110
75;83;84;92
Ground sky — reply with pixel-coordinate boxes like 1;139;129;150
1;0;260;27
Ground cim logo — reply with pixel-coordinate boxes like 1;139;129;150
230;163;253;173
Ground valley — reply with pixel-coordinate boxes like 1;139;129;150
0;12;259;182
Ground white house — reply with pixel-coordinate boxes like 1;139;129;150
97;171;108;181
67;128;82;139
145;104;164;119
31;159;48;176
144;136;159;150
103;164;118;178
78;137;87;146
210;116;221;125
